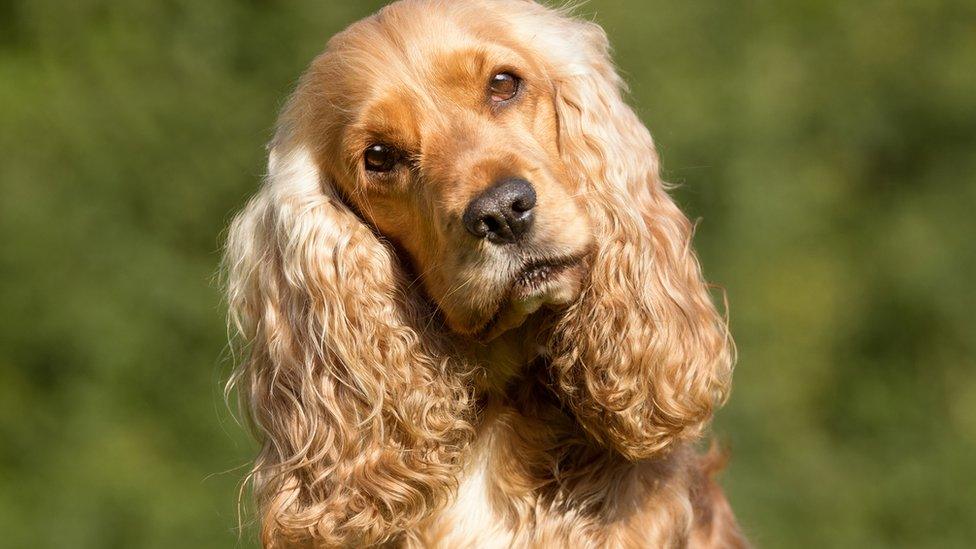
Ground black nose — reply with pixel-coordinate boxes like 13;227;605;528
462;178;537;244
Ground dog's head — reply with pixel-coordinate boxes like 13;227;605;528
226;1;733;545
281;3;595;337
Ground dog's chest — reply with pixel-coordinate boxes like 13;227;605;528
415;420;516;548
410;415;697;548
424;448;514;548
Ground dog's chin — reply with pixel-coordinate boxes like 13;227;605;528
444;257;587;341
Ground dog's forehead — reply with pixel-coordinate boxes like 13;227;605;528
311;7;537;148
330;3;538;94
345;25;503;94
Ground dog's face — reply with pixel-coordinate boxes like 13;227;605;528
302;8;593;337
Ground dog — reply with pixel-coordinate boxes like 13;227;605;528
225;0;746;546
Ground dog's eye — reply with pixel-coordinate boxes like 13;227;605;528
489;73;520;102
364;144;398;173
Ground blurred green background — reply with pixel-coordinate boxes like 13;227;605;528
2;0;974;547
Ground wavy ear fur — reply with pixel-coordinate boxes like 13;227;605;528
225;104;474;546
524;6;734;460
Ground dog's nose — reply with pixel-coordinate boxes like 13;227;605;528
462;178;536;244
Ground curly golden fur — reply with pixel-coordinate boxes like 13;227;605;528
225;1;746;547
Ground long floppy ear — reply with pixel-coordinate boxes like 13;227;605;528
538;12;733;460
225;109;474;546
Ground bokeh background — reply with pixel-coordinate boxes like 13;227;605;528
2;0;974;547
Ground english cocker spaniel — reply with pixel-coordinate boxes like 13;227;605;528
225;1;746;547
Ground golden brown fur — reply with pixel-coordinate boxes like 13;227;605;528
224;1;746;546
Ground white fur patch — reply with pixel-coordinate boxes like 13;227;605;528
432;429;513;548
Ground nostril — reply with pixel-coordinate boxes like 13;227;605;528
506;179;536;214
512;194;535;213
482;215;502;234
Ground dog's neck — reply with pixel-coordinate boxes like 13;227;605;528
421;315;741;547
465;312;552;394
462;312;648;487
425;335;707;547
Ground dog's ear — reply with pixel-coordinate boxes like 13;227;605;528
225;101;474;546
537;13;734;460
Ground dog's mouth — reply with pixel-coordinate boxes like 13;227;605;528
511;256;581;298
476;254;587;340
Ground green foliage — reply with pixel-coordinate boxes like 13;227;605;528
1;1;974;547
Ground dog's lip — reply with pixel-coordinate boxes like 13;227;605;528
511;256;581;297
474;253;586;339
